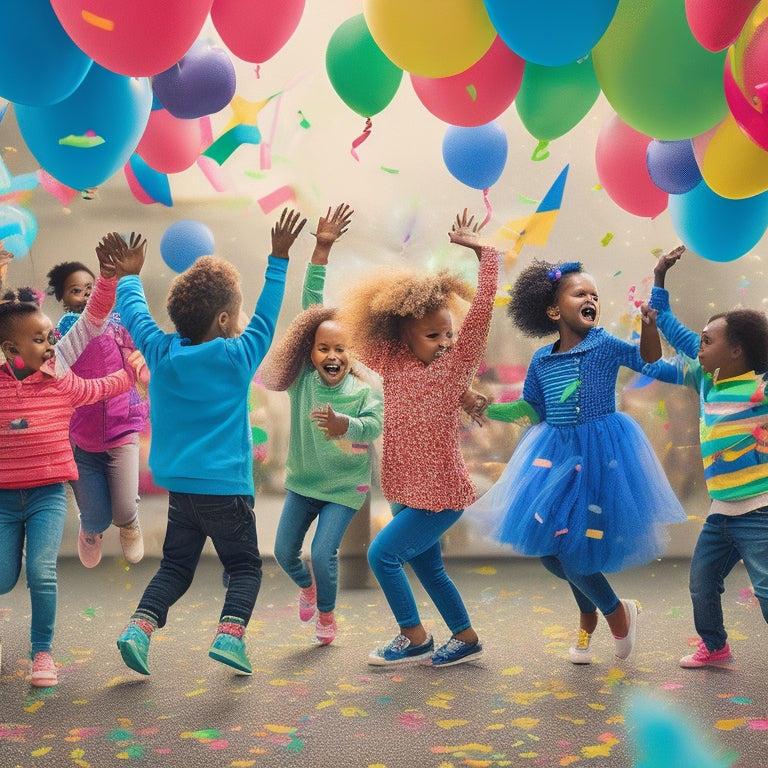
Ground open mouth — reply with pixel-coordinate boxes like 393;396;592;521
581;305;596;321
323;364;341;376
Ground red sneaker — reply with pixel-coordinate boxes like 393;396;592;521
680;640;732;668
78;528;102;568
30;651;58;688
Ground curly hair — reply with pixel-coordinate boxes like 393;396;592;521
709;309;768;374
340;266;475;357
166;256;241;344
260;304;339;391
0;287;44;342
46;261;94;301
507;259;583;338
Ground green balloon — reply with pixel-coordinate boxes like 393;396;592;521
592;0;727;140
326;14;403;118
515;56;601;141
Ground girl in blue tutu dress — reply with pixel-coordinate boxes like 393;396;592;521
470;260;686;663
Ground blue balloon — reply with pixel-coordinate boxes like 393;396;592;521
160;220;215;273
15;64;152;191
668;180;768;262
484;0;619;67
0;0;92;106
646;140;701;195
442;122;508;190
0;205;38;258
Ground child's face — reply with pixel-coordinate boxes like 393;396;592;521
2;310;57;376
698;317;740;377
311;320;350;386
61;270;94;313
402;307;454;366
548;273;599;336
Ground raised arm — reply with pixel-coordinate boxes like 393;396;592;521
303;203;353;309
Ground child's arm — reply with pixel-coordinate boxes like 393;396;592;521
486;399;541;425
311;386;383;442
303;203;353;309
639;304;661;363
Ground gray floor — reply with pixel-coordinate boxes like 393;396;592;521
1;555;766;768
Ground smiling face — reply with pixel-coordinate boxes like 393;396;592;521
548;272;600;341
311;319;350;386
402;307;454;366
61;269;94;314
2;309;57;377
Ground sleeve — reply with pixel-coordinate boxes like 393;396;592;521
486;399;541;425
343;386;384;443
302;263;326;309
115;276;167;368
63;367;133;407
521;357;546;422
650;286;700;359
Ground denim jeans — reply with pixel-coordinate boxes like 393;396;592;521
135;492;261;628
274;490;358;613
540;556;621;617
0;484;68;654
367;504;471;634
71;438;140;533
689;509;768;651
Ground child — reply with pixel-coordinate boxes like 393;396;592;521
260;203;383;646
107;209;305;677
340;209;497;667
46;259;149;568
470;259;686;664
0;245;133;687
644;247;768;668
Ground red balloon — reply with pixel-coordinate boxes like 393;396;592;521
135;110;204;174
685;0;758;51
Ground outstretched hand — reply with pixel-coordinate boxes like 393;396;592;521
271;208;307;260
449;209;488;260
314;203;353;247
97;231;147;279
311;402;349;439
653;245;685;288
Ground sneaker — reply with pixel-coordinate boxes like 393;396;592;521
680;640;732;668
78;528;103;568
613;599;640;660
299;585;317;623
429;638;484;667
30;651;57;688
316;613;337;645
119;520;144;564
117;623;151;675
569;628;593;664
368;634;434;666
209;632;252;674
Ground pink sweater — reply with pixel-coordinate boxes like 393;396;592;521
359;247;499;512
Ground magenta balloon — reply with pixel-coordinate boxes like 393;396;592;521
595;113;668;218
212;0;306;63
685;0;758;51
410;36;524;127
135;110;204;174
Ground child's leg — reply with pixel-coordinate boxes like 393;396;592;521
273;491;318;590
736;509;768;629
0;491;25;598
70;446;113;534
104;439;141;528
310;501;357;614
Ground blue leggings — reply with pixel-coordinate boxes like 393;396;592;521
540;555;620;616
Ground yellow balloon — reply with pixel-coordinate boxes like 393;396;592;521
702;112;768;199
363;0;496;78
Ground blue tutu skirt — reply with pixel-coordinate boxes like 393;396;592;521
468;413;687;574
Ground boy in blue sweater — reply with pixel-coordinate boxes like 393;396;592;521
103;209;306;676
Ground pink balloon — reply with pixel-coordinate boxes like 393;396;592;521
685;0;758;51
410;36;524;127
211;0;306;64
595;113;668;218
135;110;204;174
50;0;213;76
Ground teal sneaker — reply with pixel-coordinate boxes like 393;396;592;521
209;633;252;674
368;634;434;666
429;638;483;667
117;624;151;675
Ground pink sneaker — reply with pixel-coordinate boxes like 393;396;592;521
680;640;732;668
78;528;103;568
299;585;316;623
30;651;58;688
316;612;337;645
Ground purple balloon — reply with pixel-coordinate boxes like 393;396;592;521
646;139;702;194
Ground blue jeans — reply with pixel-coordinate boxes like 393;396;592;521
689;510;768;651
274;490;358;613
540;556;621;617
135;492;261;628
0;484;68;654
367;505;471;634
71;438;140;533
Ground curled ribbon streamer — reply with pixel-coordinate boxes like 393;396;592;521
480;187;492;229
351;118;372;162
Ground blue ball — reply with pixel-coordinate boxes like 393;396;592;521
160;220;215;273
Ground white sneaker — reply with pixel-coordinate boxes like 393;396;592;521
119;520;144;564
569;628;593;664
613;599;640;659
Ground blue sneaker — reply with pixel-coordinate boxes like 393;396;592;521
368;634;434;666
117;624;151;676
429;638;483;667
209;633;252;675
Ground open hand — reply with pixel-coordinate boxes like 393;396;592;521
97;231;147;279
314;203;353;248
271;208;307;260
311;402;349;439
653;244;685;286
449;209;488;259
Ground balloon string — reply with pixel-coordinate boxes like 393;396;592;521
351;118;372;162
480;187;492;229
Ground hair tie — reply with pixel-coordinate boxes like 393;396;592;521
547;268;562;281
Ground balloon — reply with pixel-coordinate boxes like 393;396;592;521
135;109;205;174
211;0;305;63
410;36;524;127
14;64;152;191
363;0;496;78
442;122;508;190
50;0;213;77
153;43;236;119
646;140;702;195
685;0;758;51
326;15;403;118
0;0;92;107
160;220;215;273
0;205;38;258
668;180;768;261
592;0;728;139
515;56;601;141
595;113;668;218
483;0;618;67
